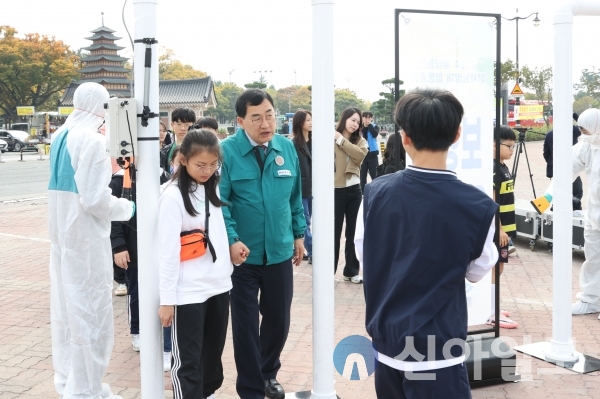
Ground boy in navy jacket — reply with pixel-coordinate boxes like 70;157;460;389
355;88;498;399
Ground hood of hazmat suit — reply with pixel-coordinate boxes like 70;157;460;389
48;82;133;398
578;108;600;149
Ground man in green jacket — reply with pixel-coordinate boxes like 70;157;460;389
220;89;306;399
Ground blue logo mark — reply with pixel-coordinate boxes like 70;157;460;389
333;335;375;380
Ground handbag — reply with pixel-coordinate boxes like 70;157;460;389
180;186;217;262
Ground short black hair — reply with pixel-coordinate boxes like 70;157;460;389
498;126;517;141
394;88;464;151
194;116;219;131
362;111;373;118
171;107;196;123
235;89;275;118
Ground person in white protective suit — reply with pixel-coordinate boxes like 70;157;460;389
48;82;134;399
532;108;600;318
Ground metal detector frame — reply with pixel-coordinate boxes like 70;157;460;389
394;9;502;337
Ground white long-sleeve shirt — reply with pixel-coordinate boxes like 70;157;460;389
159;181;233;306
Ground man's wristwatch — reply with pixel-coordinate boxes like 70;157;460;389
294;234;305;240
233;237;242;243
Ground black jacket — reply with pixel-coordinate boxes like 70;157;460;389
109;173;138;265
160;143;175;184
543;126;580;178
295;140;312;198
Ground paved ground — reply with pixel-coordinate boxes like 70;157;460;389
1;140;599;398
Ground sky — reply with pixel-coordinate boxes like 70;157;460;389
3;0;600;103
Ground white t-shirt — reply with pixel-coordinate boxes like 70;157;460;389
159;181;233;306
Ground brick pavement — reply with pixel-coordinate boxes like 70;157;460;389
1;140;599;398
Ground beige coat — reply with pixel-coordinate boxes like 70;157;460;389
334;135;368;188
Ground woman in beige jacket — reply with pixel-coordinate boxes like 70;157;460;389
334;107;368;283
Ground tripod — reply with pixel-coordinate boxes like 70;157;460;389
511;127;538;198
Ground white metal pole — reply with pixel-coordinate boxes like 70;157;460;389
546;0;600;362
133;0;163;396
546;7;578;363
311;1;336;398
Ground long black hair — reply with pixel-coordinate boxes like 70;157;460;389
291;110;312;156
171;129;227;217
336;107;363;144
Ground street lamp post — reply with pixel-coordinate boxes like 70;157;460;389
504;9;540;84
503;9;540;125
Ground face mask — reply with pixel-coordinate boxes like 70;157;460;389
580;133;600;148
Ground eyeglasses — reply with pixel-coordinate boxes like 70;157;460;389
190;162;222;172
501;143;516;151
249;114;276;126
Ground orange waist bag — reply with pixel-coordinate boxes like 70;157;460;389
179;190;217;263
180;229;207;261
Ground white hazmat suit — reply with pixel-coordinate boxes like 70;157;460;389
49;82;133;398
573;108;600;314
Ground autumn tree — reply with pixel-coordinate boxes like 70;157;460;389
0;26;79;121
158;48;207;80
290;86;311;112
334;89;366;120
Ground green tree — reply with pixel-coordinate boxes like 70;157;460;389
158;48;207;80
205;81;244;124
573;95;599;115
576;68;600;101
244;81;267;89
0;26;80;122
521;65;553;128
371;78;404;125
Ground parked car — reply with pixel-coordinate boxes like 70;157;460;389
0;138;7;153
0;130;38;152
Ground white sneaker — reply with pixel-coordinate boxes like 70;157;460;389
572;300;600;315
508;246;517;256
164;351;171;372
101;383;113;398
131;334;140;352
343;275;363;284
115;283;127;296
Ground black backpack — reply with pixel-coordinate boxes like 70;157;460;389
376;159;404;178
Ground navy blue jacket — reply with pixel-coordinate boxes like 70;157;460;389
362;167;497;361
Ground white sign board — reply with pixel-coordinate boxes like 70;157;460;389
398;12;496;326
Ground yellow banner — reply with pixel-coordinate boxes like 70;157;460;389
16;106;35;116
58;107;74;116
514;105;544;120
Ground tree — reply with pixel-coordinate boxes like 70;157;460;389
205;81;244;124
334;89;366;120
371;78;404;125
521;65;553;128
576;68;600;101
244;81;267;89
158;48;206;80
290;86;311;112
573;95;599;115
0;26;80;122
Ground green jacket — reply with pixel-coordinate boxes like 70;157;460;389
219;129;306;265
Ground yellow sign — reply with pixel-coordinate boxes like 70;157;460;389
30;128;38;136
511;83;524;95
514;105;544;120
58;107;75;116
16;106;35;116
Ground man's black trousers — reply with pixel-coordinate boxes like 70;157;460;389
171;292;230;399
360;151;379;192
230;259;294;399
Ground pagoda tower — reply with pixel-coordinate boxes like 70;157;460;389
79;25;131;97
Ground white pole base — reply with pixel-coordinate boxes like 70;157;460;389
544;339;580;363
515;341;600;373
284;391;339;398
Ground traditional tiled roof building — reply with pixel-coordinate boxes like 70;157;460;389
60;24;216;125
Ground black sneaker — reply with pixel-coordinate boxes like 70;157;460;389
308;257;312;264
265;379;285;398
